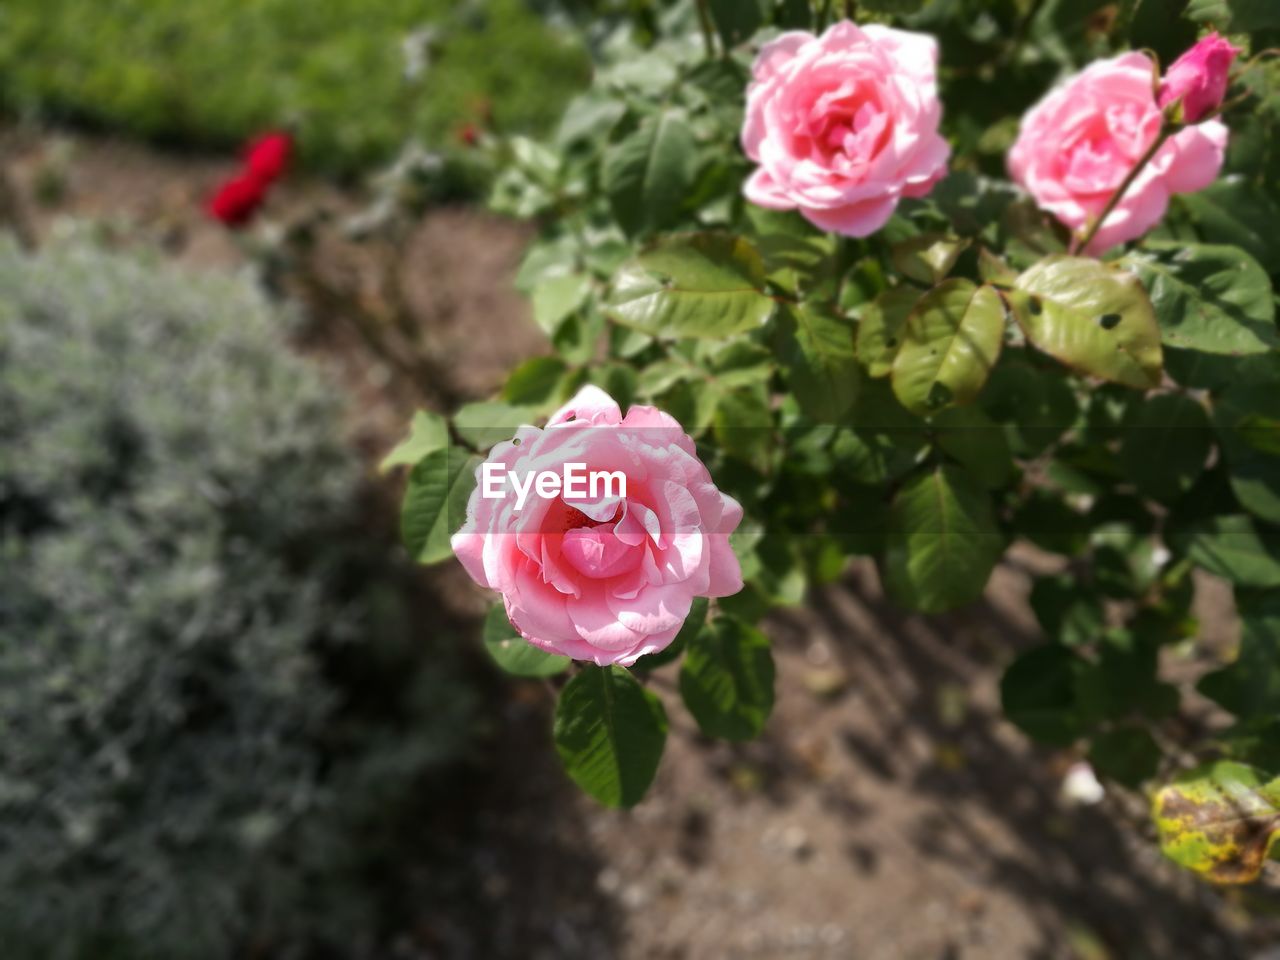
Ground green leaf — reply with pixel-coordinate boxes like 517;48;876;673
1153;761;1280;884
482;605;569;677
679;617;776;741
605;233;776;339
1010;256;1162;389
890;233;969;287
1181;178;1280;275
1199;592;1280;720
980;354;1079;457
633;597;708;671
453;401;537;450
1169;514;1280;588
602;110;699;238
1118;393;1213;504
707;0;767;46
882;464;1003;613
1123;242;1278;356
856;286;918;379
932;405;1015;490
1185;0;1280;33
400;447;480;565
502;356;570;407
1001;644;1084;747
778;302;860;422
553;665;668;808
891;279;1007;416
380;409;448;473
1089;727;1161;788
1030;575;1105;646
1214;382;1280;524
713;386;774;470
531;273;592;336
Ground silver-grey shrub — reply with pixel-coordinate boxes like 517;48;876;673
0;237;467;959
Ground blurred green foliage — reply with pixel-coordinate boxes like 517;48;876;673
0;236;472;957
0;0;591;175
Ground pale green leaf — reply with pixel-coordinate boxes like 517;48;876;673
605;234;775;339
891;279;1006;416
1010;256;1162;389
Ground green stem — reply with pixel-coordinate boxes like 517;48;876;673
694;0;716;59
1070;127;1172;255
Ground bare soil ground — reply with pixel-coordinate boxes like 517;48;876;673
4;128;1278;960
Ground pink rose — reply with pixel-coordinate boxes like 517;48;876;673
1009;52;1228;254
741;21;950;236
1159;32;1240;123
451;386;744;667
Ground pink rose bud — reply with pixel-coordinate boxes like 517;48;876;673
741;21;950;237
451;386;744;667
1158;32;1240;123
1009;52;1228;254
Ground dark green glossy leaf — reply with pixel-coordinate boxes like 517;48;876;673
778;301;860;422
679;617;775;741
602;110;699;237
401;447;480;565
1119;393;1213;504
882;464;1003;613
1124;242;1278;356
553;665;668;808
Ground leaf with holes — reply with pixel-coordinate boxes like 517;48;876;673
679;617;775;740
605;234;776;339
1123;242;1278;356
857;286;919;378
891;280;1006;416
553;665;668;808
1009;256;1161;389
1154;761;1280;884
482;605;569;677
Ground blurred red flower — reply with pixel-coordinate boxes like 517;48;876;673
244;131;293;182
207;172;268;228
207;130;293;229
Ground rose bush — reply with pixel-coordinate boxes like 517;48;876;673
387;0;1280;884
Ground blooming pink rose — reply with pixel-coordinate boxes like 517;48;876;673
741;21;950;236
1159;32;1240;123
1009;52;1228;254
451;386;744;667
